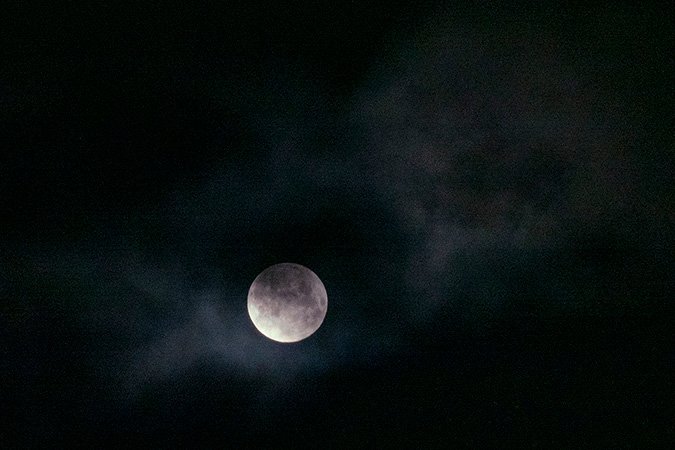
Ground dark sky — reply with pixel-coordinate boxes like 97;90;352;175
1;1;673;448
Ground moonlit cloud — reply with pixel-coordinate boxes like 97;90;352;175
6;9;660;413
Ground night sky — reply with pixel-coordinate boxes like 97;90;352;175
1;1;673;448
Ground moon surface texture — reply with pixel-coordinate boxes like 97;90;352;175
247;263;328;343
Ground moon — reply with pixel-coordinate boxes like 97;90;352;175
247;263;328;343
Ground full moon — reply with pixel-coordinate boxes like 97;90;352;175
247;263;328;343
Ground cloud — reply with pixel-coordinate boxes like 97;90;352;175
350;18;647;324
9;12;664;410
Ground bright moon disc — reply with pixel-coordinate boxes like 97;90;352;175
247;263;328;343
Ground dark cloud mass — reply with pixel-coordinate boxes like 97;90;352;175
1;1;673;448
355;18;658;324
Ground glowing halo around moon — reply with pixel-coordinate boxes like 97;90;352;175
247;263;328;343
